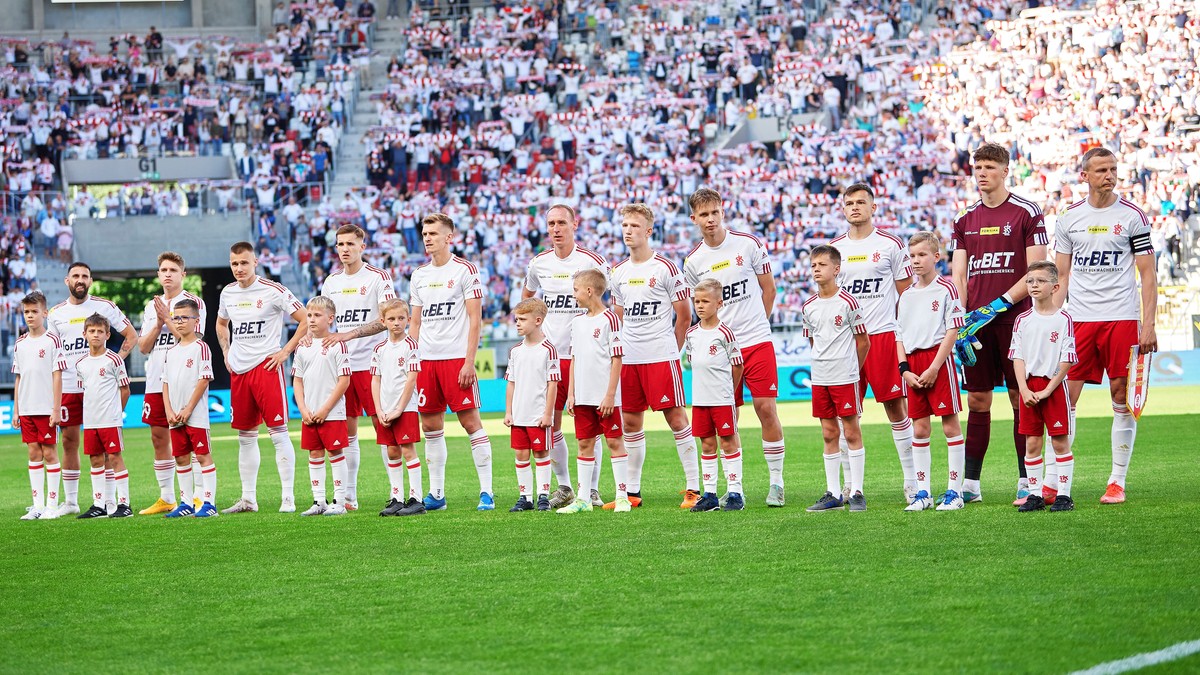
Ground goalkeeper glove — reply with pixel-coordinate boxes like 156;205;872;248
960;294;1013;339
955;335;982;367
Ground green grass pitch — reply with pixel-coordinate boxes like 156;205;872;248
1;387;1198;674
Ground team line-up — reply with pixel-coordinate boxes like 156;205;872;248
12;143;1156;519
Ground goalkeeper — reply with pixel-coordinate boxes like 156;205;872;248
949;143;1049;505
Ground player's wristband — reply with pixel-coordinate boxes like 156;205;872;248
898;361;911;374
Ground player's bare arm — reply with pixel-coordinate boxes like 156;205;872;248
757;271;776;317
854;331;870;370
541;379;556;428
216;316;232;369
897;338;921;390
564;358;576;416
1013;359;1036;406
732;362;744;394
521;288;535;300
1053;251;1072;308
503;380;515;427
324;319;386;347
11;375;20;429
181;377;208;426
119;383;130;411
600;354;621;418
371;375;388;425
161;381;177;426
922;327;958;389
1039;361;1073;401
267;307;309;372
316;374;350;424
1135;254;1158;353
117;322;138;360
408;309;422;344
294;376;312;424
396;370;418;422
51;370;62;427
672;298;690;349
951;251;969;309
458;297;482;389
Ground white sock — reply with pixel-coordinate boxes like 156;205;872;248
238;431;261;502
45;463;61;509
722;449;743;494
534;458;552;497
90;468;106;508
550;430;571;487
946;434;965;493
344;435;361;501
837;418;851;479
624;431;646;494
590;438;603;492
575;455;594;497
309;458;326;504
673;426;700;491
823;452;842;496
105;469;115;508
201;464;217;505
268;425;295;501
114;470;129;506
28;461;45;509
177;465;194;505
1111;404;1137;488
191;458;204;502
763;439;785;487
425;430;447;500
154;459;175;502
1057;452;1075;497
1043;446;1058;491
848;447;866;495
611;454;629;499
1024;456;1043;496
469;429;493;495
515;460;532;497
330;454;348;504
892;419;915;484
406;458;423;500
911;436;931;495
63;468;80;507
1067;405;1077;449
701;452;719;493
386;458;405;501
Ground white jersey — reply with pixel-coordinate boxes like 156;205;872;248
610;253;688;364
163;339;213;429
1009;308;1077;378
1053;197;1153;322
409;256;483;361
141;291;206;394
684;321;743;407
683;230;774;348
897;277;965;352
218;276;304;375
370;335;421;414
48;296;132;395
321;263;397;371
506;338;560;426
568;309;624;406
830;228;913;334
12;332;67;416
292;341;352;421
523;244;610;357
75;350;129;428
801;289;867;386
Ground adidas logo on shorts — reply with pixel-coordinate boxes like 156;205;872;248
770;384;777;391
891;385;901;392
109;441;116;447
533;437;542;445
198;441;205;447
274;415;284;422
44;433;51;440
462;397;472;405
402;434;410;440
938;403;946;409
611;424;618;430
334;440;341;446
660;395;670;403
721;423;730;429
1053;422;1062;428
843;403;852;410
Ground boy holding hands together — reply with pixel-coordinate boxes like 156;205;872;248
293;296;352;516
75;314;133;518
371;299;426;517
161;298;219;518
504;299;560;512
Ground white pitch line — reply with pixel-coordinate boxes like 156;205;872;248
1069;639;1200;675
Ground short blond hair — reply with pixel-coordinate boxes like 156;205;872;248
573;268;607;293
619;203;655;226
693;278;722;299
514;298;548;318
907;231;940;253
421;213;455;233
307;295;337;315
380;298;409;318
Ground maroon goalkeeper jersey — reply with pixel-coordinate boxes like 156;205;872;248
952;193;1048;323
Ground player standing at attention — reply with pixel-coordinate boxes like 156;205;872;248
558;269;632;514
683;279;745;512
74;314;133;518
47;263;137;517
12;291;66;520
161;298;219;518
951;143;1049;503
1011;262;1078;512
137;252;207;516
293;296;353;516
895;233;967;511
316;224;397;511
609;203;700;509
504;298;560;512
1053;147;1157;505
831;183;916;500
683;188;788;507
217;242;307;514
372;299;426;517
409;213;495;512
523;203;611;508
801;246;871;513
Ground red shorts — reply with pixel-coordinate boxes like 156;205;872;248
142;392;169;427
417;358;480;414
301;419;350;452
620;360;686;411
169;425;212;457
1070;320;1138;385
511;425;551;451
962;321;1019;392
83;427;123;456
860;331;906;402
1018;376;1072;437
692;404;737;438
59;392;83;428
19;415;57;445
906;347;962;419
574;405;623;439
230;360;289;431
344;370;377;417
812;382;863;420
736;341;778;406
555;359;571;411
374;411;421;446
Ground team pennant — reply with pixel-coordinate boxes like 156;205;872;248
1127;345;1151;421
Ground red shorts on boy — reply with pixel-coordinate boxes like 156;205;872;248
83;427;123;456
510;425;551;451
574;405;623;439
374;411;421;446
301;419;350;451
692;404;737;438
170;426;212;457
19;415;57;445
812;382;862;419
905;347;963;419
1017;376;1072;437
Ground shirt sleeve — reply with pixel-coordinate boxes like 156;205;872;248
506;348;518;383
1008;324;1023;361
199;344;214;380
369;344;382;376
683;258;698;291
291;349;306;377
801;305;813;338
335;343;352;376
850;302;867;334
523;260;540;293
1053;211;1073;255
139;299;157;337
892;240;914;280
197;298;209;337
1129;211;1153;255
610;277;625;308
217;293;230;320
1025;208;1049;247
408;276;423;308
944;290;966;332
951;211;967;250
116;357;129;387
407;344;421;372
1061;315;1078;364
547;350;561;382
667;261;690;301
608;314;624;358
10;345;19;375
463;265;484;300
278;287;304;314
750;237;772;275
376;272;398;303
726;331;744;365
106;302;132;333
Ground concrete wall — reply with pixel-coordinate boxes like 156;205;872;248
0;0;271;35
74;213;254;272
44;1;194;30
